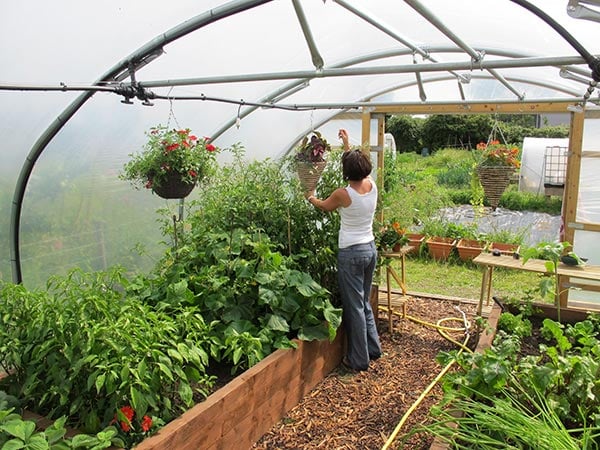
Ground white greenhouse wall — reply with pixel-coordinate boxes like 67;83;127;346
519;137;569;195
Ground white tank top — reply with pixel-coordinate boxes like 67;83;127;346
338;179;377;249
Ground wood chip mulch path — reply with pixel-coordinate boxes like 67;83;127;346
253;296;479;450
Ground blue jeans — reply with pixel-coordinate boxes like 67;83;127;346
337;241;381;370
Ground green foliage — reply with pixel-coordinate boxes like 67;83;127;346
481;227;526;246
500;189;563;214
430;313;600;445
420;114;493;151
386;113;569;156
0;269;213;436
190;149;342;299
0;408;120;449
120;125;223;190
421;219;479;240
129;227;342;372
497;312;533;338
414;377;599;449
521;241;570;266
385;114;424;153
436;161;472;188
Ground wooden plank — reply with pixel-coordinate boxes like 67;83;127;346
373;102;574;115
562;111;585;306
135;335;344;450
473;253;600;280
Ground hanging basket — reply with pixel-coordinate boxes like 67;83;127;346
476;165;514;210
151;171;197;199
296;161;327;192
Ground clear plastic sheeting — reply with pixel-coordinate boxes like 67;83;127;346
519;137;569;194
1;0;600;286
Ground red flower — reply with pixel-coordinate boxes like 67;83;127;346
189;135;197;141
206;143;216;152
188;170;197;178
113;405;135;432
141;415;153;432
120;406;134;420
165;143;179;152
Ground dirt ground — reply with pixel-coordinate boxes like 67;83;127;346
253;296;481;450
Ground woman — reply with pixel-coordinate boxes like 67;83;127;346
305;129;382;371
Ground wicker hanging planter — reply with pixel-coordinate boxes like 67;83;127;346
296;161;328;192
476;165;514;210
151;171;197;199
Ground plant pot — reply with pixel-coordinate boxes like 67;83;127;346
296;161;327;192
151;171;196;199
406;233;425;255
426;236;456;261
456;238;486;261
476;165;515;211
487;242;520;256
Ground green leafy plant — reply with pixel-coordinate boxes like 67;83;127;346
375;219;407;251
413;377;600;449
426;313;600;446
521;241;579;322
0;408;120;450
497;311;532;338
295;131;331;164
129;227;343;373
0;268;214;446
422;219;478;241
120;125;221;190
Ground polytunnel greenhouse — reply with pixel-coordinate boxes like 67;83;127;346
2;1;600;449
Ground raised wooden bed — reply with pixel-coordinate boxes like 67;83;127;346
135;333;344;450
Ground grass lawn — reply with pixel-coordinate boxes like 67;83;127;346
381;256;547;303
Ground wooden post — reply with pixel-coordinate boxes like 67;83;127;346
560;110;585;307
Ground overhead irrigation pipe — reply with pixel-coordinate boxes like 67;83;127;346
9;0;274;284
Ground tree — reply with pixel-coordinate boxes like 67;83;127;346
385;114;424;153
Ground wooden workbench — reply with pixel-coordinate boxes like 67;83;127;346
473;252;600;315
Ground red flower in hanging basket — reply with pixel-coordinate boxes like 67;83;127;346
476;140;521;168
120;125;222;190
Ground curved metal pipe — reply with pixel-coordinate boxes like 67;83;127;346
509;0;600;81
9;0;273;284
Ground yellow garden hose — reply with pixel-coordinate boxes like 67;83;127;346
377;305;474;449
